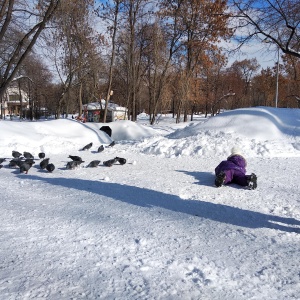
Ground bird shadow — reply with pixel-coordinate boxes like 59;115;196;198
91;150;104;154
21;174;300;234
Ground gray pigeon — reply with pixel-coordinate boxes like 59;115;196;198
9;158;26;168
46;163;55;172
12;150;22;158
103;158;118;167
68;155;83;162
23;151;34;159
9;159;21;168
81;142;93;151
19;162;32;174
115;157;126;165
40;158;50;169
86;160;101;168
38;152;45;159
97;145;104;153
25;158;35;165
108;141;115;147
66;160;84;169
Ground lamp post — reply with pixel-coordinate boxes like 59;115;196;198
275;48;279;108
262;39;280;108
0;96;3;120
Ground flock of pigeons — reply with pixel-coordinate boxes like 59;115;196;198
0;141;126;174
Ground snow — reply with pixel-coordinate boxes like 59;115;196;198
0;106;300;299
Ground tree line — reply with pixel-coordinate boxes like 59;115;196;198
0;0;299;123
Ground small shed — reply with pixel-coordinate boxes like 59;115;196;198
82;100;128;123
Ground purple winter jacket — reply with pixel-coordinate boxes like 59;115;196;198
215;154;247;175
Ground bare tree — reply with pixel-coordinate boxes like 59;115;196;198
46;0;101;118
231;0;300;58
0;0;60;101
142;21;173;125
96;0;123;123
14;54;53;120
160;0;232;123
115;0;153;122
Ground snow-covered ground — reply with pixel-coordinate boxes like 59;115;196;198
0;106;299;300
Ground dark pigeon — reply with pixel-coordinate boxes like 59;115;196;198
68;155;83;162
23;151;34;159
46;163;55;172
9;161;18;168
86;160;101;168
12;150;22;158
24;160;35;167
19;162;32;174
81;142;93;151
38;152;45;159
97;145;104;153
115;157;126;165
25;158;35;165
103;158;118;167
9;158;23;168
0;158;6;164
66;160;84;169
108;141;115;147
40;158;50;170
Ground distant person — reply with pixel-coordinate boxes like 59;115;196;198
214;147;257;189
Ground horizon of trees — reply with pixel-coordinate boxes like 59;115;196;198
1;0;300;123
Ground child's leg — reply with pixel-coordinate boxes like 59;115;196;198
232;171;248;186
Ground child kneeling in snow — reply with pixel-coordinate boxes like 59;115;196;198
214;147;257;189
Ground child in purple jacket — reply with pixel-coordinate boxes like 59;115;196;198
215;147;257;189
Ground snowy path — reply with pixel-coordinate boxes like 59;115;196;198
1;147;300;300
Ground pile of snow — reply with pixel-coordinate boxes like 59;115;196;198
135;107;300;158
2;106;298;159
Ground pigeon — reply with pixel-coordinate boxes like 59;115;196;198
19;162;32;174
86;160;101;168
40;158;50;170
66;160;84;169
38;152;45;159
24;158;35;165
115;157;126;165
108;141;115;147
0;158;6;164
46;163;55;172
23;151;34;159
97;145;104;153
81;142;93;151
9;158;23;168
24;160;35;167
12;150;22;158
68;155;83;162
103;158;118;167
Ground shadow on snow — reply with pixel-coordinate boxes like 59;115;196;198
22;174;300;234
